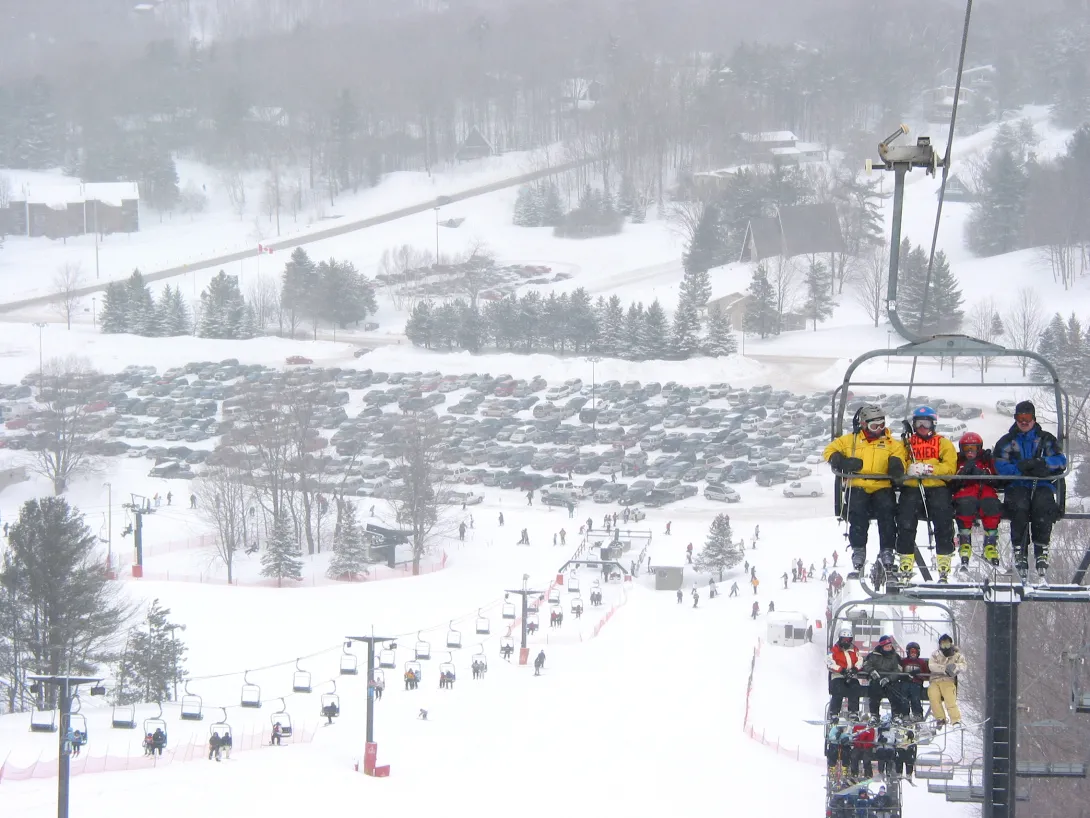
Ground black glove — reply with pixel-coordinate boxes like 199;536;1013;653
960;461;981;476
1017;458;1049;477
830;452;864;473
879;676;890;687
887;456;905;479
945;666;957;677
844;668;857;680
870;670;881;681
908;666;920;676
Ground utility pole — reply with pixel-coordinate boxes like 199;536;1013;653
586;356;601;434
122;494;155;578
345;633;395;776
504;574;543;665
33;322;46;390
102;482;112;577
27;674;103;818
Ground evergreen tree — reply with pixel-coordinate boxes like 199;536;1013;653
281;248;318;336
622;302;645;359
261;515;303;587
123;270;156;335
618;174;645;222
139;137;180;213
683;204;728;276
703;306;738;357
743;264;777;338
406;301;434;348
989;312;1006;343
100;281;130;334
802;259;835;330
317;259;377;329
694;512;742;580
12;77;64;169
966;139;1029;256
597;295;626;357
641;300;670;359
198;271;251;339
672;299;702;358
512;185;541;226
164;286;191;336
330;88;362;191
457;303;485;352
679;265;713;312
567;288;598;352
1;498;131;702
115;599;187;704
1032;314;1067;384
539;182;564;227
327;502;370;580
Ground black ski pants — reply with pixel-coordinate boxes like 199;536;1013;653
1004;485;1059;550
829;676;861;715
897;485;955;555
895;744;917;776
845;487;896;558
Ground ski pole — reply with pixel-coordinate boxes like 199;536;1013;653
902;421;937;553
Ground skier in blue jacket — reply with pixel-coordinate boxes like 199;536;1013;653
992;401;1066;577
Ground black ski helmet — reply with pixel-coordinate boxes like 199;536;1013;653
906;642;921;656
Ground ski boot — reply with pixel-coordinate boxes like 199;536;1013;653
1014;548;1029;582
897;553;916;583
956;531;972;576
1034;543;1050;584
983;530;1000;567
847;550;866;580
936;554;953;584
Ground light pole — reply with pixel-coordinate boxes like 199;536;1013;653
434;206;441;266
91;297;96;328
586;356;601;434
27;674;104;818
33;322;46;389
103;482;112;576
167;624;186;700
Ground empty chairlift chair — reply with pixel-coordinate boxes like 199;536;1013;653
568;576;581;594
339;642;359;676
379;642;396;669
501;601;517;620
548;588;561;605
111;703;137;729
475;609;491;636
292;659;312;694
240;671;262;708
180;681;204;721
30;707;58;733
446;620;462;649
415;632;432;661
271;698;293;738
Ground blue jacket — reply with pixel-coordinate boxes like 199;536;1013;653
993;423;1066;491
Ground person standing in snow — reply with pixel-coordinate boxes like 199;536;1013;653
534;650;546;676
729;582;739;597
676;588;683;604
751;601;760;620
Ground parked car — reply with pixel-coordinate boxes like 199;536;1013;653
704;485;741;503
783;479;823;498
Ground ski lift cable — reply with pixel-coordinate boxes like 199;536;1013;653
917;0;975;332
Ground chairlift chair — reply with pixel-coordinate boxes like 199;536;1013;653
527;611;540;628
446;620;462;649
568;576;581;593
321;681;341;720
548;588;561;605
472;645;488;672
379;642;396;669
339;642;359;675
570;596;584;613
69;709;89;745
415;631;432;660
500;636;514;652
180;680;204;720
209;707;231;740
143;702;168;740
372;668;385;686
438;652;456;686
30;708;58;733
292;658;312;693
271;698;293;737
405;660;422;681
111;703;137;729
501;602;516;620
475;609;491;635
240;671;262;708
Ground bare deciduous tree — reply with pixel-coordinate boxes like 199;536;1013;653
966;297;1002;378
52;263;84;329
262;161;284;236
1004;287;1045;375
770;255;800;333
194;465;252;584
247;275;281;334
851;245;889;328
666;200;707;247
31;356;98;494
458;240;494;309
221;168;247;219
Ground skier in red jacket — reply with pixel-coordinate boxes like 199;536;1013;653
826;626;863;717
953;432;1002;570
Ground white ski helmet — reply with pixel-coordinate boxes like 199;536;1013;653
838;626;853;639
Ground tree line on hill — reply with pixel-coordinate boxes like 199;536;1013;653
405;268;737;359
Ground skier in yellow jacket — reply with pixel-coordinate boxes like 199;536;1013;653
927;633;967;728
897;406;959;581
824;405;906;578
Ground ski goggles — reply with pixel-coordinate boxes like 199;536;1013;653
1015;413;1035;424
960;443;980;455
912;417;935;429
864;418;885;433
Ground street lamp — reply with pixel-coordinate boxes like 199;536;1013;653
434;205;441;266
91;297;96;329
585;356;601;434
33;322;46;389
102;482;112;577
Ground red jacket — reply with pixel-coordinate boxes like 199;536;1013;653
826;644;862;677
955;453;998;493
852;724;876;750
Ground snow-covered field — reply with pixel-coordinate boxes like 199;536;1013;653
0;108;1073;817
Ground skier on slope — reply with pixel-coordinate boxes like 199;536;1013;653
861;635;904;720
952;432;1002;570
928;634;967;728
534;650;546;676
824;405;906;578
896;406;958;582
826;627;863;717
992;400;1067;578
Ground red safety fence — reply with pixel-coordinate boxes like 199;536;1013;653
741;638;824;767
0;722;317;784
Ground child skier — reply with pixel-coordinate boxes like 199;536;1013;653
953;432;1002;569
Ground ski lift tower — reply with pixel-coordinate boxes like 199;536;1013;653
27;674;104;818
344;632;396;777
505;573;544;666
121;494;155;578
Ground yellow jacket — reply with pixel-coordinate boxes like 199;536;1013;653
902;433;957;488
823;431;906;493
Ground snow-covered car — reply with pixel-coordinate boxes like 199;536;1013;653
704;485;740;503
783;480;823;498
996;399;1017;414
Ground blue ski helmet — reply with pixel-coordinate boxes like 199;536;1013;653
912;405;938;422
